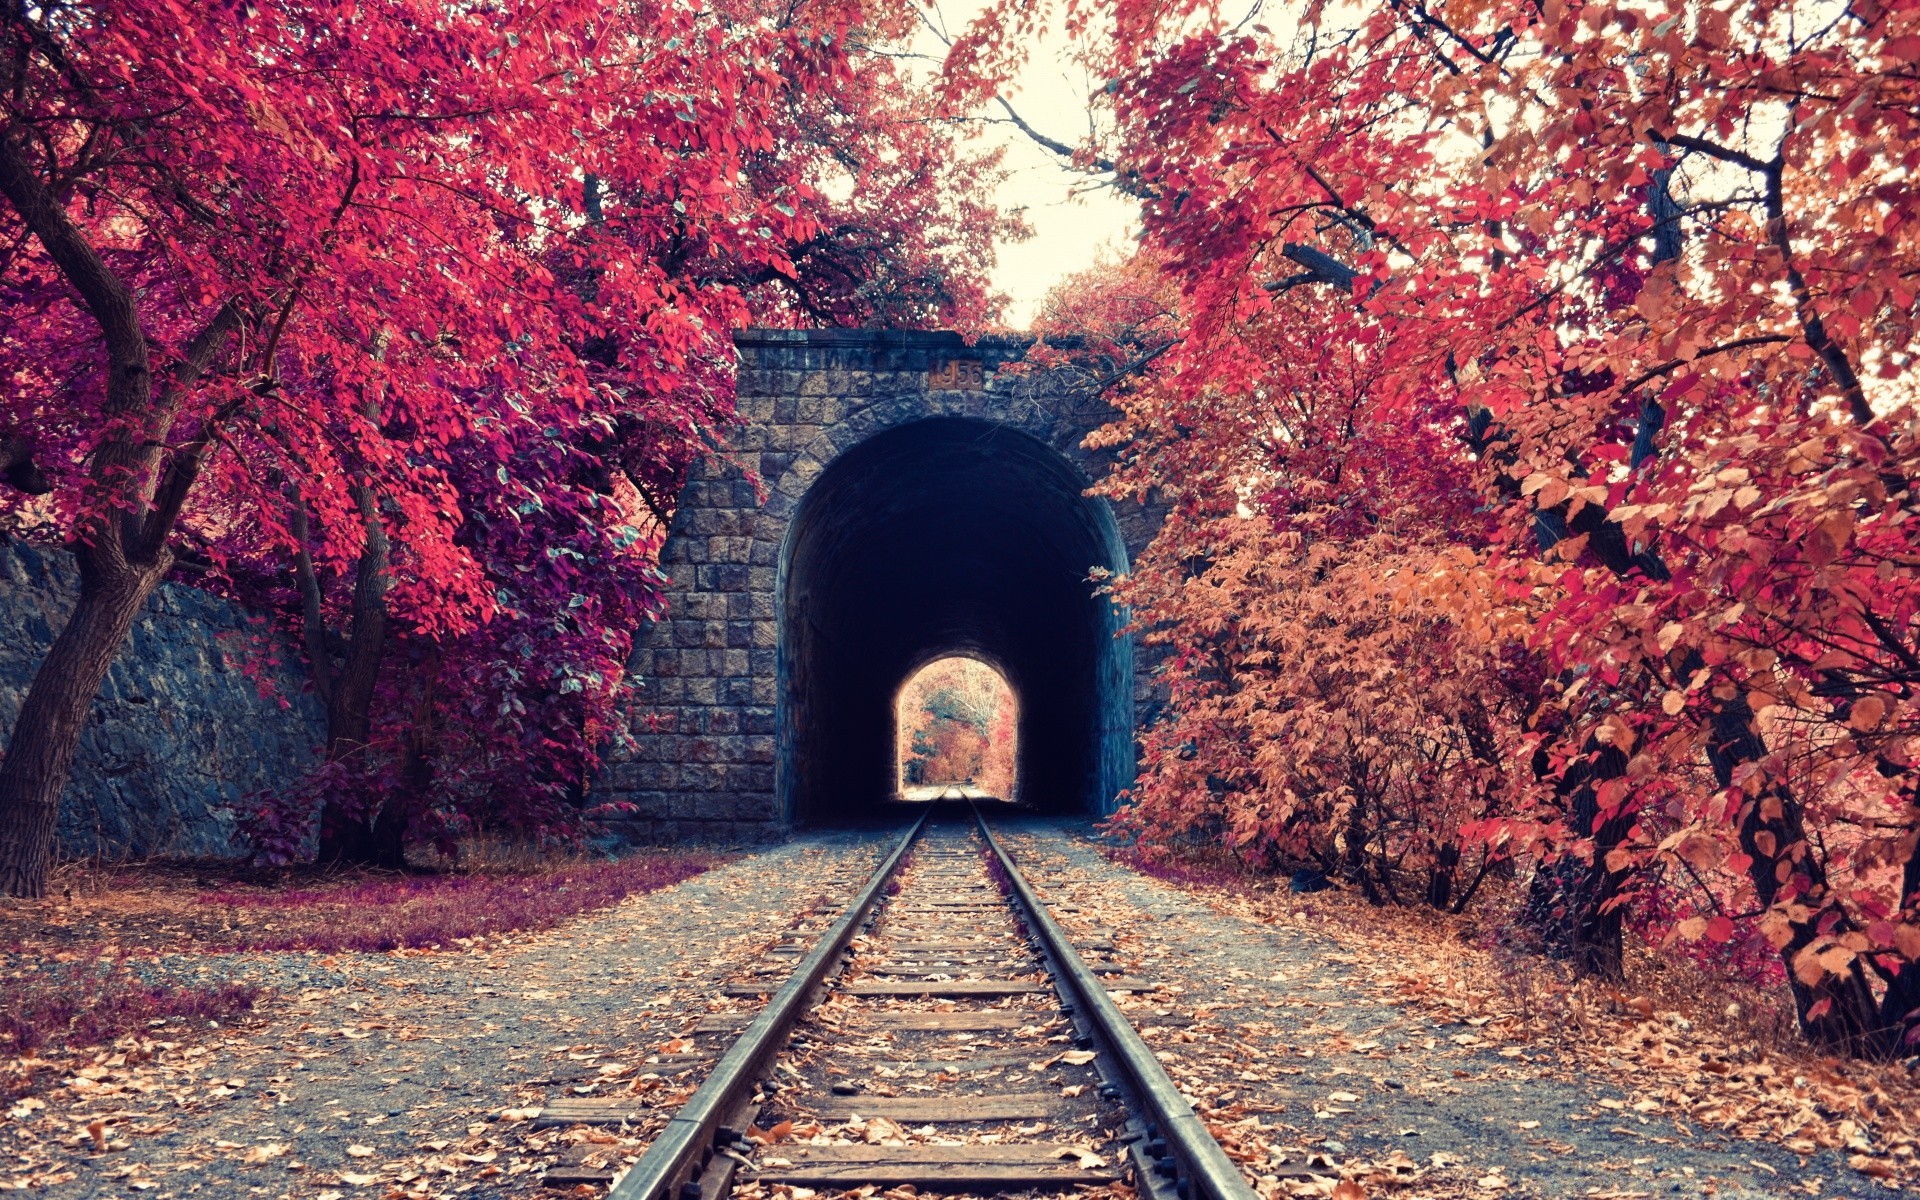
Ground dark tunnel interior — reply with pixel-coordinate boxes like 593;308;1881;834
778;418;1133;824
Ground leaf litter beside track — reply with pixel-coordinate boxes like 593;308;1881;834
0;838;885;1199
995;822;1914;1200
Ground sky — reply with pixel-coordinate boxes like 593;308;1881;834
909;4;1141;329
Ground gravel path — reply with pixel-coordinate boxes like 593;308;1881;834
10;818;1899;1200
3;831;890;1200
995;816;1893;1200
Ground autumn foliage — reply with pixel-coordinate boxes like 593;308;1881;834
896;657;1017;798
974;0;1920;1057
0;0;1005;889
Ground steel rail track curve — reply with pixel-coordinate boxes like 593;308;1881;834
605;805;1256;1200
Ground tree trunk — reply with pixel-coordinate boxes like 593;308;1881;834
1523;738;1633;979
305;484;395;867
1880;821;1920;1051
0;131;239;898
1704;700;1894;1056
0;547;169;896
1427;841;1458;910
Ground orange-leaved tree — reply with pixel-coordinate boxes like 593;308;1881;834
958;0;1920;1057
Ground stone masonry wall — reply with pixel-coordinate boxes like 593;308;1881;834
0;539;325;860
600;329;1162;841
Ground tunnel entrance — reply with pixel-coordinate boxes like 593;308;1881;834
895;656;1018;801
778;418;1133;825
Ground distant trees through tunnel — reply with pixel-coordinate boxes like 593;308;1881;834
895;657;1017;800
777;417;1134;825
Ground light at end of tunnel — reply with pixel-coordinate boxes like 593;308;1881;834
895;656;1018;803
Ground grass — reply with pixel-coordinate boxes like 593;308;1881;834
197;848;727;953
0;957;260;1054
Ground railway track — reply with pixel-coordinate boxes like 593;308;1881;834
535;803;1267;1200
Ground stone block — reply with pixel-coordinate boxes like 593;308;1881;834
720;676;755;706
702;564;750;593
742;707;776;735
629;734;669;763
672;650;704;676
734;793;780;821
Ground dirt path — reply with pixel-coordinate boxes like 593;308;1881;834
998;817;1900;1199
3;833;886;1199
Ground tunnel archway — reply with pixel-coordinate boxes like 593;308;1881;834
777;417;1132;824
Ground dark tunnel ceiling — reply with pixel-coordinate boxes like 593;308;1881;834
780;418;1128;823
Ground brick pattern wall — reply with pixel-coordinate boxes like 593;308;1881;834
600;330;1157;841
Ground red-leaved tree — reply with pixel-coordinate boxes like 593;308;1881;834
959;0;1920;1056
0;0;1007;892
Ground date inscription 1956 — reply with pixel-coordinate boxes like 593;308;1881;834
928;358;986;391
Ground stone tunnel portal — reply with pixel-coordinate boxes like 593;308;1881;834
779;418;1132;825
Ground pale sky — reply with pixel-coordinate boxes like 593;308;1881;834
910;3;1141;329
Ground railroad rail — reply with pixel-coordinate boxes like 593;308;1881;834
538;803;1266;1200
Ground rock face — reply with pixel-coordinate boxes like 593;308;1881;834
0;540;324;861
